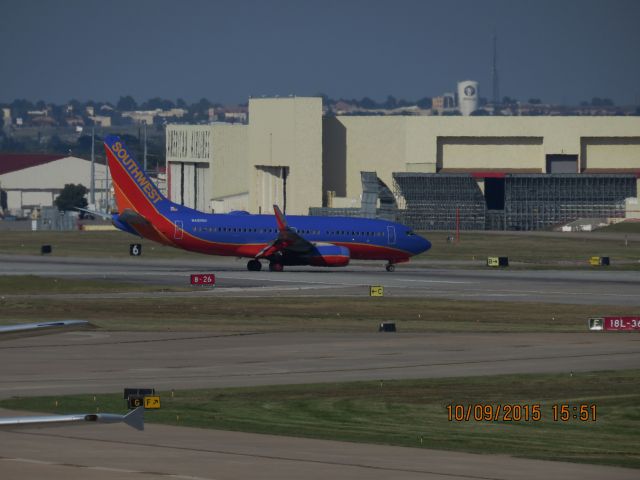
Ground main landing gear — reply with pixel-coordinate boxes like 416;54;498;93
269;262;284;272
247;259;262;271
385;263;396;272
247;258;284;272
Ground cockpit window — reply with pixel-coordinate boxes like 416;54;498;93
406;230;415;236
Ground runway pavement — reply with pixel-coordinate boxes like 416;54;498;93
1;253;639;478
1;254;640;305
1;417;638;480
1;329;638;480
1;331;638;397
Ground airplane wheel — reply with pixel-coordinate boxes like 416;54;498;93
386;264;395;272
247;260;262;271
269;263;284;272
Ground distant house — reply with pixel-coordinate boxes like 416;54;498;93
122;108;188;125
89;115;112;127
0;154;107;215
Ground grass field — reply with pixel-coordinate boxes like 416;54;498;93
0;290;637;333
597;222;640;234
425;231;640;265
0;230;638;267
1;230;638;469
0;275;189;295
0;230;203;259
2;370;638;468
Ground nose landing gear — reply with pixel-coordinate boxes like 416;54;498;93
385;263;395;272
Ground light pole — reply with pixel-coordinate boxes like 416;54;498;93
90;126;95;206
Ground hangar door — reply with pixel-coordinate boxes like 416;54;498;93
437;137;543;171
255;165;289;214
580;137;640;171
169;162;211;211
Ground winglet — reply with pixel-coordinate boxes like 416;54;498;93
273;205;287;232
74;207;113;221
123;406;145;431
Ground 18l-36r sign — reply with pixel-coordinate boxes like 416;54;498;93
589;316;640;331
190;274;216;286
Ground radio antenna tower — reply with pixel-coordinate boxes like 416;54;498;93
492;33;500;105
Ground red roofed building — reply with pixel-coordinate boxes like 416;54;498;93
0;154;65;176
0;154;108;215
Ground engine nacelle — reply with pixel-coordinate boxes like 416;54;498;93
309;244;350;267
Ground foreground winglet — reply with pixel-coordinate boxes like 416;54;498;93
123;406;145;431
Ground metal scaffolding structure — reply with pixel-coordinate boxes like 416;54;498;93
309;207;362;217
312;170;636;231
310;172;398;221
393;173;486;230
360;171;380;218
392;173;637;231
504;174;636;230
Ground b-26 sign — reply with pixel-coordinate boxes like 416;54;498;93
190;274;216;286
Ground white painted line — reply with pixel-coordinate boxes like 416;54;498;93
1;460;218;480
395;278;471;284
3;457;57;466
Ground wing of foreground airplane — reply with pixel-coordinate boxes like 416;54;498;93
0;320;89;339
0;406;144;431
0;320;144;431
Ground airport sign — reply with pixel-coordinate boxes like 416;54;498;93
191;274;216;286
370;285;384;297
144;396;161;409
589;316;640;331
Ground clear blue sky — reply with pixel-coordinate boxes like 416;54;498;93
1;0;639;105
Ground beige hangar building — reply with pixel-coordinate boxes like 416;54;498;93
165;97;640;230
0;154;108;216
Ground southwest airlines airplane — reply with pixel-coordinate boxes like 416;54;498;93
103;135;430;271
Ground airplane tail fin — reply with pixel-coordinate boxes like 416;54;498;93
103;135;167;217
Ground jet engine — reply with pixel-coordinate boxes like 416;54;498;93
308;244;350;267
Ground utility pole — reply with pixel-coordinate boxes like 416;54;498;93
105;152;110;213
143;123;148;171
90;126;95;205
492;33;500;106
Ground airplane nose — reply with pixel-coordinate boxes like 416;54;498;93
420;236;431;253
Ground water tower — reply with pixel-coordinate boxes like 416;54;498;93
457;80;479;116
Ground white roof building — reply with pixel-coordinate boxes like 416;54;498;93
0;154;108;215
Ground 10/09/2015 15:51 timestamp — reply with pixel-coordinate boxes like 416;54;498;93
446;403;597;422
